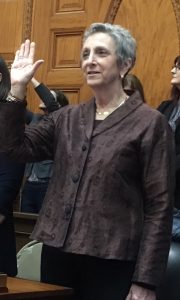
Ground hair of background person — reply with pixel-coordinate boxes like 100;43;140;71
123;73;146;102
171;55;180;103
0;56;11;100
55;90;69;107
82;23;137;71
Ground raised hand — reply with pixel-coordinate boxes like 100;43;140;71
10;40;44;99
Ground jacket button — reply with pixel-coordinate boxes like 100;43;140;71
65;204;72;215
88;156;92;162
51;233;55;239
72;173;79;182
45;209;51;218
82;145;87;151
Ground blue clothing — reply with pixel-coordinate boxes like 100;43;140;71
21;83;59;214
21;181;49;214
21;113;53;213
172;208;180;242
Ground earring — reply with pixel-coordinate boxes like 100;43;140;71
120;74;124;79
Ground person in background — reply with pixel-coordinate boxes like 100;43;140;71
123;73;146;102
31;77;69;113
0;23;174;300
157;55;180;242
0;56;25;276
21;77;69;214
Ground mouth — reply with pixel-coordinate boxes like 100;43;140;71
87;71;100;75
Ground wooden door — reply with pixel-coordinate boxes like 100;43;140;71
29;0;113;111
25;0;180;110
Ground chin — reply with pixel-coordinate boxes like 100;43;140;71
171;79;177;85
87;81;102;87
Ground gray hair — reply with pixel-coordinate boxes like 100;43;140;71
83;23;137;68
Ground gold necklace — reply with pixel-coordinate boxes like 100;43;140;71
96;96;127;116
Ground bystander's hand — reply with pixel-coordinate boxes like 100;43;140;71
126;284;156;300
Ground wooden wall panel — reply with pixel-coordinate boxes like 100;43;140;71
0;0;25;66
52;32;82;68
114;0;180;107
56;0;85;11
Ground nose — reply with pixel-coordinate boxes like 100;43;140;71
86;51;97;64
171;66;176;74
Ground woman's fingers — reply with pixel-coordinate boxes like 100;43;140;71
33;59;44;73
23;39;31;58
15;40;34;61
29;41;36;61
18;42;25;58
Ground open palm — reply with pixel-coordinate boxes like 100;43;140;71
11;40;44;86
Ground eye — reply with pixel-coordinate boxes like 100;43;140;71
172;65;180;71
96;48;109;56
82;50;89;60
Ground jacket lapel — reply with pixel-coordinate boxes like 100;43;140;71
83;91;143;138
81;98;96;140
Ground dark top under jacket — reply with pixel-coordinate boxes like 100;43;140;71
0;91;175;287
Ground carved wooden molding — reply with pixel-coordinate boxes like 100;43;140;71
22;0;34;40
105;0;123;23
171;0;180;51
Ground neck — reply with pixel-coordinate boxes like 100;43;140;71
95;93;128;120
92;78;124;106
95;89;128;109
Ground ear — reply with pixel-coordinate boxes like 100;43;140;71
120;58;132;78
0;73;2;82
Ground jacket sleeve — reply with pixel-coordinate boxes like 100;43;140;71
0;101;55;163
34;83;60;113
132;112;175;286
25;109;34;124
156;100;171;112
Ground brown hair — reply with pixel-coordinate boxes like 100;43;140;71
123;73;145;102
171;55;180;103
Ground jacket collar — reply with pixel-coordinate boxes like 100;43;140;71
82;91;144;140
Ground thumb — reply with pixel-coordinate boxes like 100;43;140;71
33;59;44;73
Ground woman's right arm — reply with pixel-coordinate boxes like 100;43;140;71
10;40;44;100
0;40;54;162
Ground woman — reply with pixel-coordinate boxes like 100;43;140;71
0;56;25;276
123;73;146;102
157;55;180;242
0;23;174;300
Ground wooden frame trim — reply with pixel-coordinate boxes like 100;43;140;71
22;0;34;40
104;0;123;23
172;0;180;51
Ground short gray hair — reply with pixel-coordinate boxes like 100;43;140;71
83;23;137;68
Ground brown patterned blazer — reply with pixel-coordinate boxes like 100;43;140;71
0;91;175;286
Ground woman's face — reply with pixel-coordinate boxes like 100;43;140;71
171;62;180;88
81;32;122;90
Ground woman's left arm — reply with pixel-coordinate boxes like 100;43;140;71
133;112;175;287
